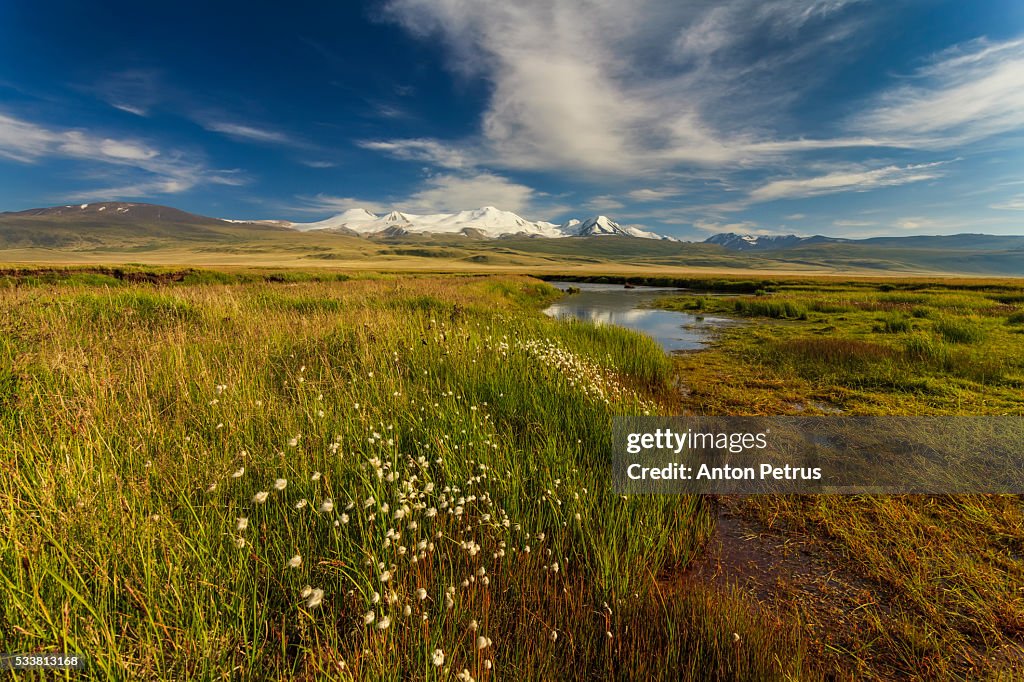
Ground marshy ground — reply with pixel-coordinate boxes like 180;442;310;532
1;268;1023;680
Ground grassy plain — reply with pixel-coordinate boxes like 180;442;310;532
1;271;804;681
655;279;1024;678
4;211;1024;276
1;268;1023;679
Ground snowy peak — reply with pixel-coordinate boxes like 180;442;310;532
288;206;668;240
704;232;843;251
285;206;670;240
575;215;622;236
335;208;377;222
382;210;412;224
570;215;670;240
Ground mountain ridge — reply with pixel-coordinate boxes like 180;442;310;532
3;203;1024;255
286;205;673;240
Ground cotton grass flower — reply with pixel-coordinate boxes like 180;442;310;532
311;471;321;481
319;499;334;513
288;554;302;568
377;615;391;630
300;586;313;598
231;467;245;478
431;648;444;667
415;588;427;600
236;517;248;531
476;636;492;650
306;588;324;609
363;611;375;625
274;478;287;491
253;491;269;504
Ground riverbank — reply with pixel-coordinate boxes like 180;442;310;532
652;280;1024;677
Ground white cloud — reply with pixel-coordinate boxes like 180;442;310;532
991;195;1024;211
748;162;946;202
381;0;884;175
111;103;148;117
288;171;568;219
358;138;470;169
785;213;807;220
854;37;1024;147
291;194;391;215
588;195;625;211
291;172;541;216
79;69;162;117
832;219;876;227
894;217;935;230
0;111;237;199
400;173;536;213
204;121;293;144
693;219;761;233
627;188;680;202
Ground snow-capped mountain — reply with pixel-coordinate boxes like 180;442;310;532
569;215;664;239
286;206;669;240
704;232;843;251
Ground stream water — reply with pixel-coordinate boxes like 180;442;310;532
542;281;732;352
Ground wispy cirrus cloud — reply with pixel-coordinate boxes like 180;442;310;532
203;121;294;144
853;38;1024;147
110;102;148;117
627;188;682;202
991;195;1024;211
367;0;1024;230
587;195;626;211
748;161;948;202
290;194;391;215
692;219;762;233
832;219;877;227
299;160;337;168
357;138;472;169
377;0;882;175
292;172;554;218
78;69;164;117
0;111;241;199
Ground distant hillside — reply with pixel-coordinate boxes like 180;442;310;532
705;230;1024;253
2;202;1023;276
0;201;289;249
6;202;227;224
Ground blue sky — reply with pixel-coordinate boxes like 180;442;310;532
1;0;1023;239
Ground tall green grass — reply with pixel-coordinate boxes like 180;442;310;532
0;274;812;680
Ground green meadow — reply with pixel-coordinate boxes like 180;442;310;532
1;269;1023;679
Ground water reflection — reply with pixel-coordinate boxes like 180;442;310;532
543;281;731;352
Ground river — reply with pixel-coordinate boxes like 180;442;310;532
542;281;732;352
